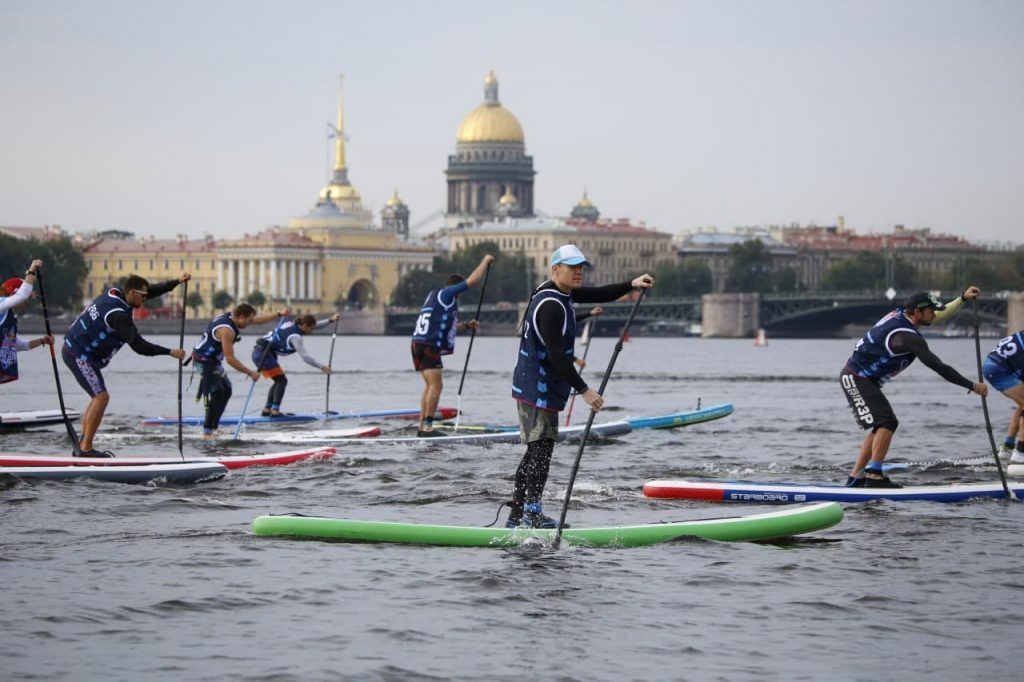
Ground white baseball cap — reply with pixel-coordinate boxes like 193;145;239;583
550;244;591;267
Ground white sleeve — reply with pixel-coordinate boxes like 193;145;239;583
15;337;31;351
0;282;33;312
289;335;323;369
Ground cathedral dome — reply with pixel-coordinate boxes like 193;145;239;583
456;71;524;143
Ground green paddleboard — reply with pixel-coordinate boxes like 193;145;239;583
251;502;842;547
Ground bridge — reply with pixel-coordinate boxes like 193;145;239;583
386;292;1012;338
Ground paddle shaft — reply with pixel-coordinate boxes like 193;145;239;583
972;299;1015;499
324;315;341;417
564;317;596;426
34;269;82;454
176;280;188;460
554;287;648;548
454;263;491;431
232;317;282;440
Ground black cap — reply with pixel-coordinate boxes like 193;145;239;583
904;291;946;312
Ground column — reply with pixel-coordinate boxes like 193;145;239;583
216;260;224;292
247;259;256;294
289;260;297;301
301;261;310;300
270;260;278;299
228;260;238;300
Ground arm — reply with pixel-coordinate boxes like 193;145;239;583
933;285;979;324
108;312;174;357
0;283;33;312
892;332;984;393
575;306;604;322
288;335;328;372
15;335;52;351
313;314;340;330
146;273;191;300
535;299;588;394
252;308;291;325
465;254;495;288
218;327;258;379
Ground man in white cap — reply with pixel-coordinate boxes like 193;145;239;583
840;287;987;487
505;244;653;528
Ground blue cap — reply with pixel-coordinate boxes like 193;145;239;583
550;244;591;267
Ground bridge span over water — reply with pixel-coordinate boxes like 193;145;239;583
386;292;1016;338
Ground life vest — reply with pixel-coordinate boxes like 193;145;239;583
411;282;467;355
192;313;240;365
63;288;132;368
0;303;19;384
846;308;920;384
512;286;578;410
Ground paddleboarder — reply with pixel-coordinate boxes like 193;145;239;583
62;273;190;457
982;330;1024;463
840;288;988;487
1;260;53;385
192;303;288;438
252;313;340;417
505;244;653;528
410;253;494;437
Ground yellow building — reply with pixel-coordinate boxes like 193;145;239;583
79;77;434;317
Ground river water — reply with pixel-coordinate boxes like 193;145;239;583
2;333;1021;681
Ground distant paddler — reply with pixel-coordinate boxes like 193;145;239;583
410;253;494;437
252;313;340;417
62;273;190;457
982;330;1024;463
839;287;988;488
0;259;53;385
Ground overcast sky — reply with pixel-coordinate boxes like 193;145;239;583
1;0;1022;245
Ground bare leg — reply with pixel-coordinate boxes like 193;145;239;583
849;430;875;478
865;427;895;477
419;368;443;431
78;391;110;452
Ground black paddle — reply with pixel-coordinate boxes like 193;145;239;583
324;314;341;418
35;268;82;455
972;298;1016;500
554;285;649;548
453;262;491;432
176;280;188;461
564;316;596;427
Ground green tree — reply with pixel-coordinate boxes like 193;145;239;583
649;260;712;298
186;291;204;316
211;289;234;311
0;235;87;312
725;239;774;293
245;290;266;307
390;270;438;307
820;251;916;292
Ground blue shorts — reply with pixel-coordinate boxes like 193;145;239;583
983;357;1022;392
62;346;107;397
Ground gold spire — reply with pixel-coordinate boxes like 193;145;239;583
499;185;518;205
333;73;347;173
577;189;593;208
386;189;403;207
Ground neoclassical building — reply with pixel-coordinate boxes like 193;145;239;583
80;78;434;316
445;71;535;226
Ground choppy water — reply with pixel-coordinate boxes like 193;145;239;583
2;334;1021;681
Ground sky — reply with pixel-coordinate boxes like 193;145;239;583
1;0;1022;246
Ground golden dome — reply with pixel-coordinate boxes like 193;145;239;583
577;190;594;208
386;189;403;207
498;186;518;205
456;70;524;143
319;183;362;202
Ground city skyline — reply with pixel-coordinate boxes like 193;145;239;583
1;1;1022;245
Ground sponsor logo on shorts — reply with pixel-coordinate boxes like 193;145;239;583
841;373;874;425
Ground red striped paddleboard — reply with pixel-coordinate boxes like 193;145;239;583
0;446;337;471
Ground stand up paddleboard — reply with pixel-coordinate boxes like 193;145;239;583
0;409;82;430
0;446;336;470
643;478;1024;504
439;404;734;434
99;426;379;445
261;420;632;445
252;501;842;547
0;462;228;484
142;407;458;427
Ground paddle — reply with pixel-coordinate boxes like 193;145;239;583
232;316;283;440
453;262;491;432
176;280;188;461
564;316;596;427
554;286;648;548
323;314;341;419
972;298;1015;500
34;269;82;455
